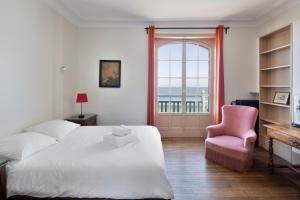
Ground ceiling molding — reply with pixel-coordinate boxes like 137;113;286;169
43;0;298;29
251;0;287;21
79;20;148;28
80;16;257;23
43;0;81;26
255;0;300;25
78;20;258;28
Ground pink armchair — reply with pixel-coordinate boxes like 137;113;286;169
205;105;258;172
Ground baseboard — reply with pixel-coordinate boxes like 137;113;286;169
159;130;207;138
162;137;205;141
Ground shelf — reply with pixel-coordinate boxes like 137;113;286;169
258;25;291;149
260;85;290;88
260;117;280;124
259;44;290;55
260;101;290;108
260;64;291;71
260;26;291;39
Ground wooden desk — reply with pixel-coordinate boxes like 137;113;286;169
0;159;8;200
264;124;300;174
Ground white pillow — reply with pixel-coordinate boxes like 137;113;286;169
0;132;57;160
25;120;80;141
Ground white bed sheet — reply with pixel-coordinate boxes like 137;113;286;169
7;126;174;199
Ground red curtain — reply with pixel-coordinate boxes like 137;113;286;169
214;25;225;124
147;26;155;125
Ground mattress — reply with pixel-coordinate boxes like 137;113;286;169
7;126;173;199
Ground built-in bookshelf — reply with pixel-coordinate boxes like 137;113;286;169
259;25;292;149
260;64;290;71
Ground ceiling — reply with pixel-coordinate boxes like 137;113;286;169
49;0;296;24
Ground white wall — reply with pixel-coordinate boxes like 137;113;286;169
0;1;258;132
1;0;298;137
77;27;148;125
224;27;257;104
0;0;78;136
56;15;78;118
76;26;257;125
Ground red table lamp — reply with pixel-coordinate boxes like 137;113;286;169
76;93;88;118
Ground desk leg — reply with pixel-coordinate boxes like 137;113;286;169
268;137;274;174
0;166;6;200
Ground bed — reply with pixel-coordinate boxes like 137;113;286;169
6;126;173;200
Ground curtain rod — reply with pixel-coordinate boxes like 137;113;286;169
145;26;230;34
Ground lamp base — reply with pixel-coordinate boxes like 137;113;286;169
78;114;85;119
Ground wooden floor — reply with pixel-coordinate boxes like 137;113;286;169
162;139;300;200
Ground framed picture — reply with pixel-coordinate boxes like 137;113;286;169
273;92;290;105
99;60;121;88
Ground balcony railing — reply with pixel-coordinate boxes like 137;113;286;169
158;95;209;113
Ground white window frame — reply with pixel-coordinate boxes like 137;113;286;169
155;39;212;115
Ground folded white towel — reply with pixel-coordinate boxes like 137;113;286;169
103;133;139;147
112;125;132;137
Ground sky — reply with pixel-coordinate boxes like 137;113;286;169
158;42;209;89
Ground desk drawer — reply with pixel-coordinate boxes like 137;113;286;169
268;129;300;148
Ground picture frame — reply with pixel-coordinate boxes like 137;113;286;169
99;60;121;88
273;91;290;105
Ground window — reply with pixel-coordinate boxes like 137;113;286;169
157;41;210;113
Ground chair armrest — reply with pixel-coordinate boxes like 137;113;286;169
243;130;257;149
206;124;225;138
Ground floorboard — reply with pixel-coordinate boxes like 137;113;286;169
162;139;300;200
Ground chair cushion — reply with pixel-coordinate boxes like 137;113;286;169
205;136;249;161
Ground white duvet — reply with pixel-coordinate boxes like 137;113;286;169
7;126;174;199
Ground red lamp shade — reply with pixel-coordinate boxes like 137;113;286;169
76;93;88;103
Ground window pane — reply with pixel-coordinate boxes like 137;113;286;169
158;78;170;113
186;78;198;113
157;41;210;114
158;45;169;60
198;78;209;112
170;78;182;112
157;97;169;113
158;78;170;112
170;78;182;113
170;43;182;60
186;81;199;95
158;78;169;95
199;46;209;60
198;61;209;77
199;78;209;88
170;78;182;94
198;95;209;112
186;43;198;60
186;78;197;88
158;61;169;77
186;61;197;78
158;96;169;102
200;88;209;94
170;61;182;77
170;96;182;113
